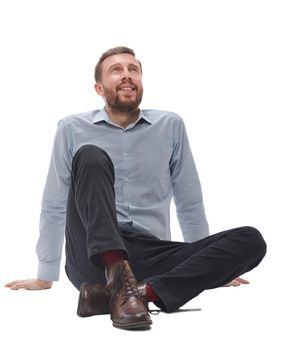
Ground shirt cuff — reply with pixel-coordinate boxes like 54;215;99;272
181;223;210;242
37;261;61;281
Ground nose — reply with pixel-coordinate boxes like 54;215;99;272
121;67;133;80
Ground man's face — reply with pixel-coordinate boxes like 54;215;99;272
95;53;143;112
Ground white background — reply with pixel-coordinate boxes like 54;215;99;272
1;0;280;349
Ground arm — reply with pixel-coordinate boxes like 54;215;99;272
169;117;249;286
6;119;72;289
36;118;72;281
170;116;209;242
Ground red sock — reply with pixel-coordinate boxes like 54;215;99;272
146;283;160;302
100;250;125;266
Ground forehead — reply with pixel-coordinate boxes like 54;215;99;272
102;53;140;71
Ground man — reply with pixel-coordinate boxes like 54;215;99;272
5;47;266;330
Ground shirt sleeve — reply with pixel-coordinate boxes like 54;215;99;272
36;119;72;281
170;116;209;242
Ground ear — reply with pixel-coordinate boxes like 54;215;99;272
95;83;104;97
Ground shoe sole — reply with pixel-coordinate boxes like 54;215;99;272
112;320;153;330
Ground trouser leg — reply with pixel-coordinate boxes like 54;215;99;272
122;226;267;313
64;146;267;313
65;144;128;289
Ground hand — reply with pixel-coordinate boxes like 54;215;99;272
224;277;249;287
5;279;53;290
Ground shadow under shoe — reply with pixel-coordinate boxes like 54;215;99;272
77;282;110;317
109;261;152;330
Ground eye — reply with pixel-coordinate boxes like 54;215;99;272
111;66;122;73
130;66;139;73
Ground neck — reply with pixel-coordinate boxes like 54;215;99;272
105;106;139;128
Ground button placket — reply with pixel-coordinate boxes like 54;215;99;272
122;129;129;217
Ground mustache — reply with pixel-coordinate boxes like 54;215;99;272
116;81;138;92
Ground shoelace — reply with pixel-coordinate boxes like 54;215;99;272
120;273;143;306
147;308;160;315
120;270;160;315
114;263;160;315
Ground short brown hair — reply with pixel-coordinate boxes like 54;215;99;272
94;46;142;82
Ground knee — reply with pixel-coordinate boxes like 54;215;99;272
242;226;267;259
73;144;113;171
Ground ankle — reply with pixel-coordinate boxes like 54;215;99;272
145;283;160;303
100;250;125;266
100;250;126;285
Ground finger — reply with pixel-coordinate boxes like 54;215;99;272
232;281;241;287
5;280;23;287
231;280;240;287
10;282;26;290
10;284;21;290
236;277;250;284
224;279;240;287
10;282;29;290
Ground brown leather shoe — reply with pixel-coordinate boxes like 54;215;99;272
77;281;148;317
109;261;152;330
77;282;110;317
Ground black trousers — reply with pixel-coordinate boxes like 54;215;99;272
65;144;267;313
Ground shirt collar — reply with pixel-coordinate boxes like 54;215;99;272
91;108;152;126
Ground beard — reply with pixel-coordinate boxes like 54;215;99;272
103;83;143;112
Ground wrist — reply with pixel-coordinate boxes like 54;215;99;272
38;279;53;288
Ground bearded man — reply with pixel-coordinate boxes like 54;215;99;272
6;47;266;330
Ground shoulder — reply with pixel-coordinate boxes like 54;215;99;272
57;110;99;128
141;109;183;122
141;109;185;131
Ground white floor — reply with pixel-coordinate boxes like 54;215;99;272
2;259;279;350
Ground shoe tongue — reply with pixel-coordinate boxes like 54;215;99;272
105;280;114;292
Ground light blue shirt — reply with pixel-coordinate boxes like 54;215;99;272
37;108;209;281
